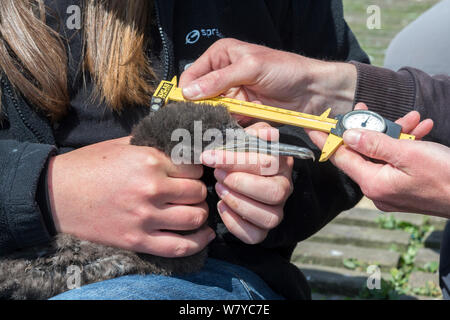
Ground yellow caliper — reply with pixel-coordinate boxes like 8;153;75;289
151;77;414;162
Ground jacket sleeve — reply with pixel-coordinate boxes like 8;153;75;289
352;61;450;147
0;76;57;254
0;139;56;254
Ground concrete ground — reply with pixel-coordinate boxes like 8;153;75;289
292;197;447;300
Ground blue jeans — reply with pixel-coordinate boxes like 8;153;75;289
50;258;284;300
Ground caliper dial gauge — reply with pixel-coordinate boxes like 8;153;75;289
341;110;387;133
322;108;414;162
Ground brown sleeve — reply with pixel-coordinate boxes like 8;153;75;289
350;61;450;146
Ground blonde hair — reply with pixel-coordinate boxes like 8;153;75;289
0;0;156;122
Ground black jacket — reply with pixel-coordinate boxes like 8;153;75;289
0;0;368;299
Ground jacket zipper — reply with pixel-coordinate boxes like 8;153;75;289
154;0;174;81
1;77;45;144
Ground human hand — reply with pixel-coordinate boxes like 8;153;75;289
308;104;450;218
48;137;215;258
179;38;357;121
200;123;294;244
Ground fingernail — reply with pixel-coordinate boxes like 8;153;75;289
214;169;227;182
201;151;216;166
217;201;225;215
343;130;362;147
215;183;229;198
259;155;273;169
182;83;202;99
208;231;216;242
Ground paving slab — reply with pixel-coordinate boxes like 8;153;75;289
295;263;390;296
408;271;439;290
296;263;369;296
355;197;377;210
292;242;400;271
414;248;440;270
354;198;448;230
426;216;448;230
335;209;425;228
309;224;411;250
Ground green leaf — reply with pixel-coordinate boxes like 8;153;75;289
343;258;361;270
424;261;439;273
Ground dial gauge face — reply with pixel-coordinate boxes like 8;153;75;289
342;110;387;133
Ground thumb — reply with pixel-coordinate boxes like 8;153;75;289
343;129;403;164
182;62;252;100
114;136;132;144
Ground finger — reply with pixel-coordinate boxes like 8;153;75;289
215;183;283;229
245;121;271;130
217;201;269;245
343;129;409;166
306;128;386;187
245;122;280;142
214;169;292;205
182;46;263;101
184;63;255;100
150;202;209;231
201;150;280;176
232;101;264;126
306;129;328;149
180;39;256;100
410;119;434;139
354;102;369;111
165;162;204;179
143;227;216;258
116;136;132;144
331;144;386;188
180;39;234;87
395;111;421;133
141;147;203;179
161;178;207;204
233;114;259;127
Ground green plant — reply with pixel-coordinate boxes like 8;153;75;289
402;246;418;266
342;258;363;271
376;214;397;230
411;281;441;298
372;216;441;298
421;261;439;274
358;278;399;300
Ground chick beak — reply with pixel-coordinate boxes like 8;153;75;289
213;132;315;161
